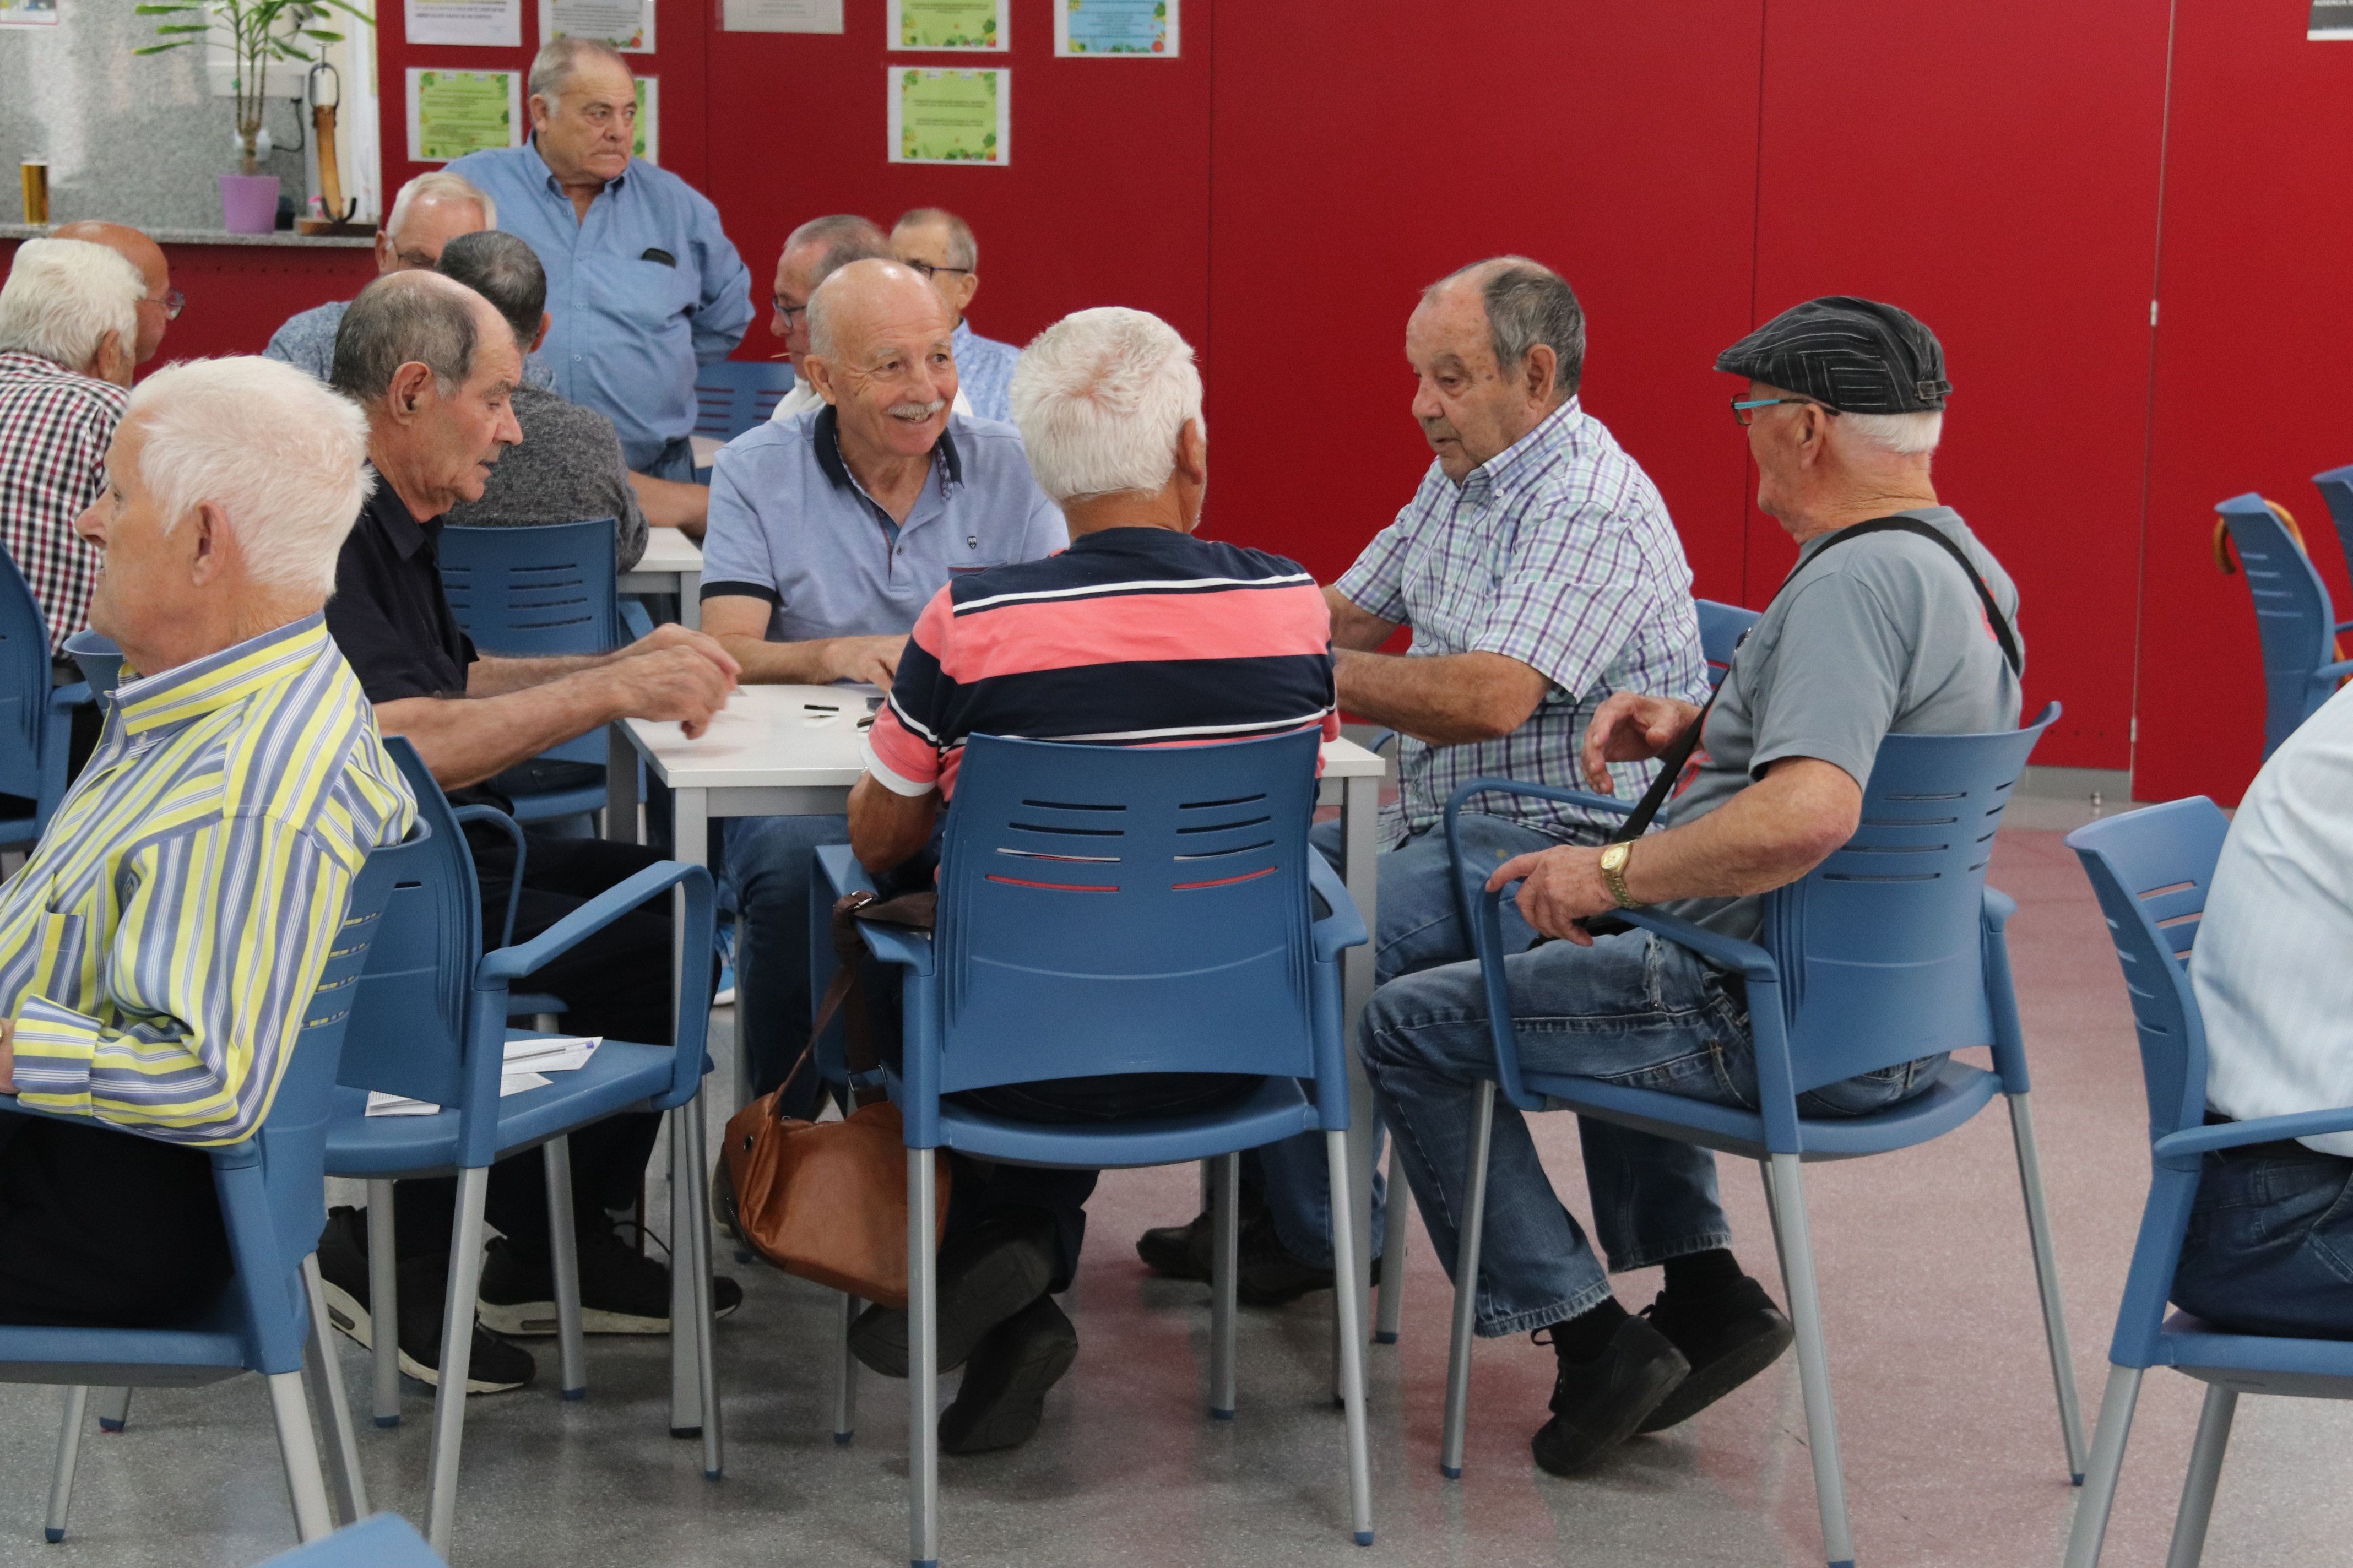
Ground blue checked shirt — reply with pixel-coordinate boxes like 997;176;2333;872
951;319;1021;424
1335;397;1706;845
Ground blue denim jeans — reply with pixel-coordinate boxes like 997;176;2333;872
1361;927;1933;1337
2172;1141;2353;1339
720;811;850;1111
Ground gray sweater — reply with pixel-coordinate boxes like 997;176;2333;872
446;383;650;571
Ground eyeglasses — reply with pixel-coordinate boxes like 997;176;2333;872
902;261;972;281
148;287;185;321
772;297;809;324
1730;396;1836;426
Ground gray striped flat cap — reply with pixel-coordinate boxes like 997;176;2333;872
1716;296;1951;413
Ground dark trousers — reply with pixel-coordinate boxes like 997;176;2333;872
2173;1139;2353;1339
0;1115;231;1327
390;831;679;1263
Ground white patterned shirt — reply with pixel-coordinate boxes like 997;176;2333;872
1334;397;1706;844
0;352;126;653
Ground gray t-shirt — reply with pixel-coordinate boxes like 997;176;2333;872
444;383;650;571
1657;506;2023;942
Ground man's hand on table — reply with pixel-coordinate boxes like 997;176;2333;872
608;646;735;739
1488;846;1618;947
620;622;742;683
1581;691;1703;793
820;635;907;688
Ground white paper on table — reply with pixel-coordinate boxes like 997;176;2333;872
363;1069;555;1118
404;0;521;47
721;0;842;32
502;1035;603;1074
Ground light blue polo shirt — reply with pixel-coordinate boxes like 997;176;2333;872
700;405;1067;642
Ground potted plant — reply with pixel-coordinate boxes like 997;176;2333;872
133;0;372;233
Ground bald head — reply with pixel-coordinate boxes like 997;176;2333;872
806;258;951;361
51;221;171;364
803;259;958;463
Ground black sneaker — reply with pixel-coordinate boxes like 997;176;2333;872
849;1210;1058;1378
938;1294;1079;1455
1634;1273;1794;1433
1530;1316;1689;1475
476;1230;744;1336
1137;1211;1214;1282
313;1211;535;1395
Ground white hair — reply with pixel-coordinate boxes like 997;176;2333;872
529;34;630;101
1010;307;1205;503
0;238;143;373
126;358;375;601
1837;410;1942;457
385;171;495;240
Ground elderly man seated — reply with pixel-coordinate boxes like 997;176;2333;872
837;305;1339;1453
265;172;493;382
0;357;415;1326
314;270;744;1393
1362;297;2023;1475
767;215;888;426
700;258;1063;1110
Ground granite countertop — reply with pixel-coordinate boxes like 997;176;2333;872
0;224;372;248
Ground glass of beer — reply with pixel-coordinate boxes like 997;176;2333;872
20;161;49;225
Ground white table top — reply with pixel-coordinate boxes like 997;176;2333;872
625;683;1382;791
629;529;703;576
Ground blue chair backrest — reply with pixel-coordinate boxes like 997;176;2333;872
2216;493;2340;758
1768;704;2056;1094
1695;598;1760;690
2312;464;2353;590
0;547;56;802
336;739;480;1113
256;1512;447;1567
438;520;622;771
693;360;794;443
932;731;1326;1095
2065;799;2229;1145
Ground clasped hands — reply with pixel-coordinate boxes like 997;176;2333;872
1484;690;1699;947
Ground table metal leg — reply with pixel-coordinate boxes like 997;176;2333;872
606;725;639;845
669;787;710;1437
680;572;701;631
1338;773;1381;1385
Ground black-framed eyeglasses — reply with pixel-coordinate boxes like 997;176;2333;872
771;297;809;324
902;261;972;281
149;287;186;321
1730;396;1836;427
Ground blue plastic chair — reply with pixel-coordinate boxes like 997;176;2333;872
322;738;720;1556
1440;706;2080;1568
12;826;415;1547
2214;495;2353;760
61;628;121;706
254;1511;445;1567
2061;798;2353;1567
1695;596;1761;685
692;360;794;446
817;730;1374;1565
2309;463;2353;590
0;549;88;855
436;519;653;823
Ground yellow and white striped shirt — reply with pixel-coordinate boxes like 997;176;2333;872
1;614;415;1145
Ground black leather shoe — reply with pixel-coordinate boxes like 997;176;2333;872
1634;1274;1794;1433
850;1210;1058;1378
938;1294;1079;1455
1530;1316;1689;1475
1137;1212;1214;1282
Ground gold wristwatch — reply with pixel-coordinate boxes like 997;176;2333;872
1598;842;1642;909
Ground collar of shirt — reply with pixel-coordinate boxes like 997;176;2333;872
109;614;330;741
0;350;107;390
362;476;440;560
810;402;965;537
1456;395;1587;507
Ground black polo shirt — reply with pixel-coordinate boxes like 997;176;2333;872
327;481;475;704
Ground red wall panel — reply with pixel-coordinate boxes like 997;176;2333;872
0;237;377;365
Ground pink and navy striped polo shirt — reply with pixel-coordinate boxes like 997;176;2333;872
862;526;1339;800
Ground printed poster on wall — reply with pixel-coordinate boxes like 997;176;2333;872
403;0;520;47
539;0;652;52
887;67;1008;165
632;75;658;163
1055;0;1175;56
2313;2;2353;38
408;68;522;162
888;0;1003;51
720;0;841;31
0;0;60;28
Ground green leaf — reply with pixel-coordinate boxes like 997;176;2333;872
301;26;341;38
132;41;193;51
152;21;210;30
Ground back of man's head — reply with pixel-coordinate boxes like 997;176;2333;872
1011;306;1202;503
386;170;496;238
332;271;486;405
893;207;978;271
0;237;144;377
1427;256;1585;401
784;214;892;285
437;231;546;350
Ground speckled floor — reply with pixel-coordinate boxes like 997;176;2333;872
6;809;2345;1568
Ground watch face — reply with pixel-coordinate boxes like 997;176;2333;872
1602;844;1629;870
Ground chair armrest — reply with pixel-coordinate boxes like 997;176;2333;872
619;598;655;643
1306;850;1369;962
1981;886;2018;932
2335;617;2353;637
476;860;706;984
1617;907;1780;983
1445;775;1637;826
855;919;935;975
2320;659;2353;683
0;1097;261;1170
1360;729;1398;757
46;682;91;712
2153;1106;2353;1168
451;805;528;948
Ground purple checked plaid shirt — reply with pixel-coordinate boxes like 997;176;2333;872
0;352;126;654
1335;397;1707;845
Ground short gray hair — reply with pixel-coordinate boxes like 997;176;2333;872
330;272;482;404
1428;256;1585;400
893;207;978;270
438;230;545;350
784;214;892;285
128;357;374;600
1010;307;1203;503
0;238;143;372
530;34;630;100
385;170;494;238
1838;410;1943;457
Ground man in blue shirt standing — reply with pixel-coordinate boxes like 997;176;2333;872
448;36;753;480
891;208;1021;424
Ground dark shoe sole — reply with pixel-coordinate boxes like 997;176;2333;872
850;1241;1055;1378
1532;1357;1687;1475
939;1312;1079;1454
1635;1307;1794;1433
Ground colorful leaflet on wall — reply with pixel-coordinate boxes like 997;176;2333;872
0;0;59;26
888;0;1002;51
631;76;658;161
719;0;841;31
407;68;521;162
402;0;519;47
887;67;1009;165
1054;0;1175;57
539;0;652;53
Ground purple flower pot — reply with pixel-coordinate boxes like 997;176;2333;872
218;173;280;234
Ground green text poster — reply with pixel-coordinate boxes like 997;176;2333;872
407;69;519;162
888;68;1009;165
890;0;1001;50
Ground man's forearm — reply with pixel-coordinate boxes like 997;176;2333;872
718;634;853;685
848;774;939;872
467;651;617;696
1334;648;1549;746
1620;761;1861;904
376;675;624;788
627;471;709;538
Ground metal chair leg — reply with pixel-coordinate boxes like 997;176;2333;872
2007;1092;2088;1481
1765;1153;1855;1568
543;1135;588;1401
681;1093;725;1481
1210;1151;1240;1419
833;1291;861;1444
2165;1385;2237;1568
1375;1140;1407;1344
366;1179;400;1427
94;1386;131;1433
2064;1364;2146;1568
667;1104;700;1437
1439;1078;1497;1480
266;1369;335;1543
1325;1131;1376;1546
44;1386;87;1543
909;1146;941;1568
301;1253;370;1524
424;1164;491;1557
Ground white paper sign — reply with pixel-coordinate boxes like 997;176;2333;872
539;0;652;52
404;0;521;47
721;0;843;32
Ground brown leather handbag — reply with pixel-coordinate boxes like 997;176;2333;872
718;889;948;1309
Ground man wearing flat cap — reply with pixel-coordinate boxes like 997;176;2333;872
1359;296;2022;1476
